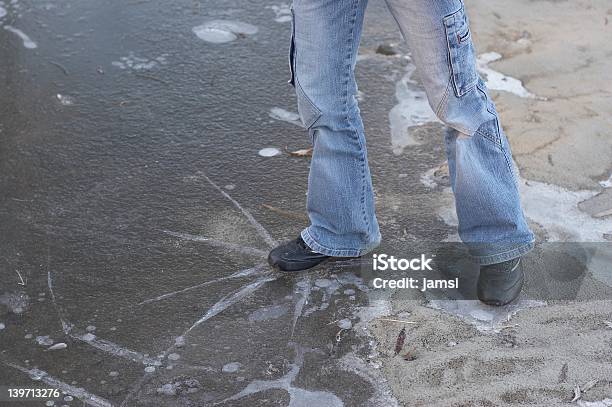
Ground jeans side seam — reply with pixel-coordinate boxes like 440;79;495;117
345;0;371;246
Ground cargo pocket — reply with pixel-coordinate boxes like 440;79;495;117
444;4;479;97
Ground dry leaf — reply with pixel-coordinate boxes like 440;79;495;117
558;362;568;383
402;346;417;361
394;327;406;356
289;148;313;157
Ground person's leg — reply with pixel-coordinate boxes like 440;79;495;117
277;0;380;264
384;0;534;266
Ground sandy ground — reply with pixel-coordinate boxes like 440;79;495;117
368;1;612;406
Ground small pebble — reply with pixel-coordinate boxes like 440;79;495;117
144;366;156;373
168;353;180;361
175;336;185;347
315;279;332;288
0;322;5;330
109;371;119;377
222;362;241;373
337;319;352;330
36;336;54;346
157;383;177;396
376;43;397;56
85;325;96;332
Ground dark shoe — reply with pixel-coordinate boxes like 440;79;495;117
268;236;330;272
477;258;524;306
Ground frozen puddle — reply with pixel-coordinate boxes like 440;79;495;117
520;179;612;241
577;399;612;407
3;25;37;49
267;4;292;23
0;291;29;314
216;344;343;407
435;175;612;242
112;52;168;71
477;52;537;99
427;299;545;332
389;63;439;154
192;20;258;44
248;303;289;322
1;0;23;21
269;107;303;127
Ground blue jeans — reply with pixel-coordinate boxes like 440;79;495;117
289;0;534;265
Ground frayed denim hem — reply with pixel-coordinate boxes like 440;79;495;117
469;240;535;266
300;228;379;258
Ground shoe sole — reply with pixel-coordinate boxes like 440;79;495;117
270;256;361;273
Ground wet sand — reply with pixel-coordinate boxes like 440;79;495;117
370;1;612;405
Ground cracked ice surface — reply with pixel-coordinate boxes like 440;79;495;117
216;344;343;407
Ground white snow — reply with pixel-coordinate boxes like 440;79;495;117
258;147;281;157
4;25;37;49
477;52;536;99
269;107;303;127
389;63;439;154
267;4;292;23
192;20;258;44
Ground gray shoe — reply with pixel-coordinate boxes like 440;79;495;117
477;258;524;306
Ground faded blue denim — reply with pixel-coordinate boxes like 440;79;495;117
289;0;534;265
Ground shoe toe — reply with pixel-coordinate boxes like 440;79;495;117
477;264;524;306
